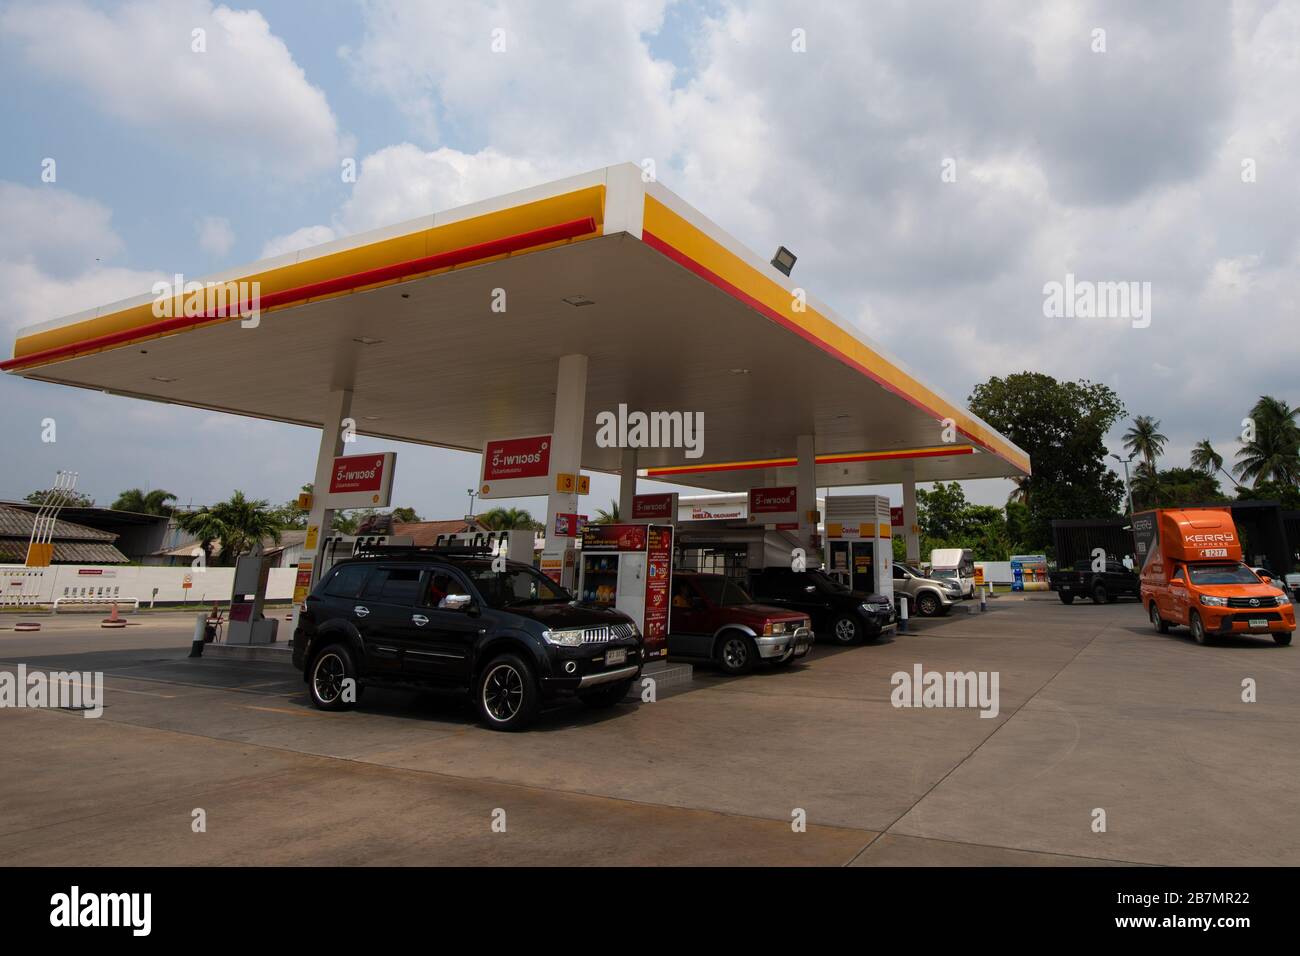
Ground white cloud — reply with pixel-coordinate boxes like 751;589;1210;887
196;216;235;257
0;183;125;278
1;0;348;178
260;224;338;260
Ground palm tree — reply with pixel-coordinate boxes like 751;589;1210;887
111;488;177;515
1122;415;1167;471
175;491;281;565
477;507;538;531
1190;439;1241;492
593;500;620;524
1130;461;1162;511
1006;476;1030;506
1234;396;1300;488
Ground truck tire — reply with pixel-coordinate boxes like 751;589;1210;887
716;631;758;673
1149;601;1169;634
1092;583;1110;605
916;592;941;617
1189;611;1210;645
308;643;359;711
1274;632;1292;647
1059;593;1075;605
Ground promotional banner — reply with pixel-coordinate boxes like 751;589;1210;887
581;523;648;552
747;486;798;525
479;434;552;499
890;506;905;528
643;525;673;658
324;452;396;509
631;492;678;523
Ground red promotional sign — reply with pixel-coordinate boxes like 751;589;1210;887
632;493;677;521
750;486;797;514
581;523;648;552
482;435;551;481
643;525;673;658
890;506;904;528
329;454;387;494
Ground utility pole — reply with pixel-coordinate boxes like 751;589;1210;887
1111;452;1136;517
466;488;479;518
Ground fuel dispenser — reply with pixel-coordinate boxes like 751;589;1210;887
226;552;279;645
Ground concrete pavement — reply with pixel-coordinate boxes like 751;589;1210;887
1;598;1296;865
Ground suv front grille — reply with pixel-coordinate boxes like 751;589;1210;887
581;623;637;644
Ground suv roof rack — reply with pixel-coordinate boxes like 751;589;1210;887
350;543;499;559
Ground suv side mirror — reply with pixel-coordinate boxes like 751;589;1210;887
443;593;474;611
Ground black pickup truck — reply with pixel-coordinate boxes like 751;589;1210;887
1048;558;1140;605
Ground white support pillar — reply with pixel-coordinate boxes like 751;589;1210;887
544;354;588;547
903;469;920;565
305;388;353;590
796;434;817;554
618;447;637;520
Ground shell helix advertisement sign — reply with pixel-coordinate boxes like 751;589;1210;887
643;525;673;657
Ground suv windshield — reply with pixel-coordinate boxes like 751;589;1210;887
692;576;755;607
932;568;958;581
1187;563;1264;586
809;570;850;593
462;563;572;608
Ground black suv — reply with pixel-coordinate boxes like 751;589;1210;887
292;547;644;731
747;567;896;645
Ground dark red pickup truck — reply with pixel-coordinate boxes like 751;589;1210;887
668;572;813;674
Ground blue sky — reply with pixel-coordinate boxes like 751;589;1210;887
2;0;1297;517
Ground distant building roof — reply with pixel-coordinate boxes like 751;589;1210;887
0;505;129;564
393;518;489;545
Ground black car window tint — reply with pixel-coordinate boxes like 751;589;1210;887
367;567;423;605
324;564;370;599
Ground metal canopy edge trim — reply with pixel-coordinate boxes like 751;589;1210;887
5;184;607;369
644;444;977;478
639;192;1030;477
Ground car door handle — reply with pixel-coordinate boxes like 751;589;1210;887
411;614;429;627
353;605;370;618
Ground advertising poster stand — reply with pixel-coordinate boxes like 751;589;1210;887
578;523;674;659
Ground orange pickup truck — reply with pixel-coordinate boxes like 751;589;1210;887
1134;507;1293;646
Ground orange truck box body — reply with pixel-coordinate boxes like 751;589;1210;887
1134;507;1294;640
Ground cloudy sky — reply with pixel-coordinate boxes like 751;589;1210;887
1;0;1297;517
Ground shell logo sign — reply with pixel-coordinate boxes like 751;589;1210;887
323;452;396;510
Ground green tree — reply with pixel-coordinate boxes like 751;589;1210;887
968;373;1126;552
916;482;968;540
25;488;94;507
175;491;281;565
593;500;620;524
391;506;421;523
1234;396;1300;488
477;507;540;531
111;488;177;516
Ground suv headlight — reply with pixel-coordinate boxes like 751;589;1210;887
1276;593;1291;606
543;628;585;646
1199;595;1228;607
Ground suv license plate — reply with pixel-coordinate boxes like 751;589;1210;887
605;648;627;666
1249;618;1268;628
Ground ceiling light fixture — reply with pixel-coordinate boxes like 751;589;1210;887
562;295;595;307
151;376;177;383
352;336;383;345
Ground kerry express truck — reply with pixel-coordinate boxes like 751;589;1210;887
1134;507;1294;646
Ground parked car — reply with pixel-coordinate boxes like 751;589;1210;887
668;571;812;674
892;562;960;616
292;547;645;730
747;567;895;645
1048;558;1140;605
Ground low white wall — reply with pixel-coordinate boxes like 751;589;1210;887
1;564;296;606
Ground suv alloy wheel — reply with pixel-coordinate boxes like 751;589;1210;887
310;644;359;711
476;652;540;731
831;614;862;644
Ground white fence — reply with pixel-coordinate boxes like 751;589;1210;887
1;564;297;609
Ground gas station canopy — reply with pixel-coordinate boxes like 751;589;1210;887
4;163;1029;491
